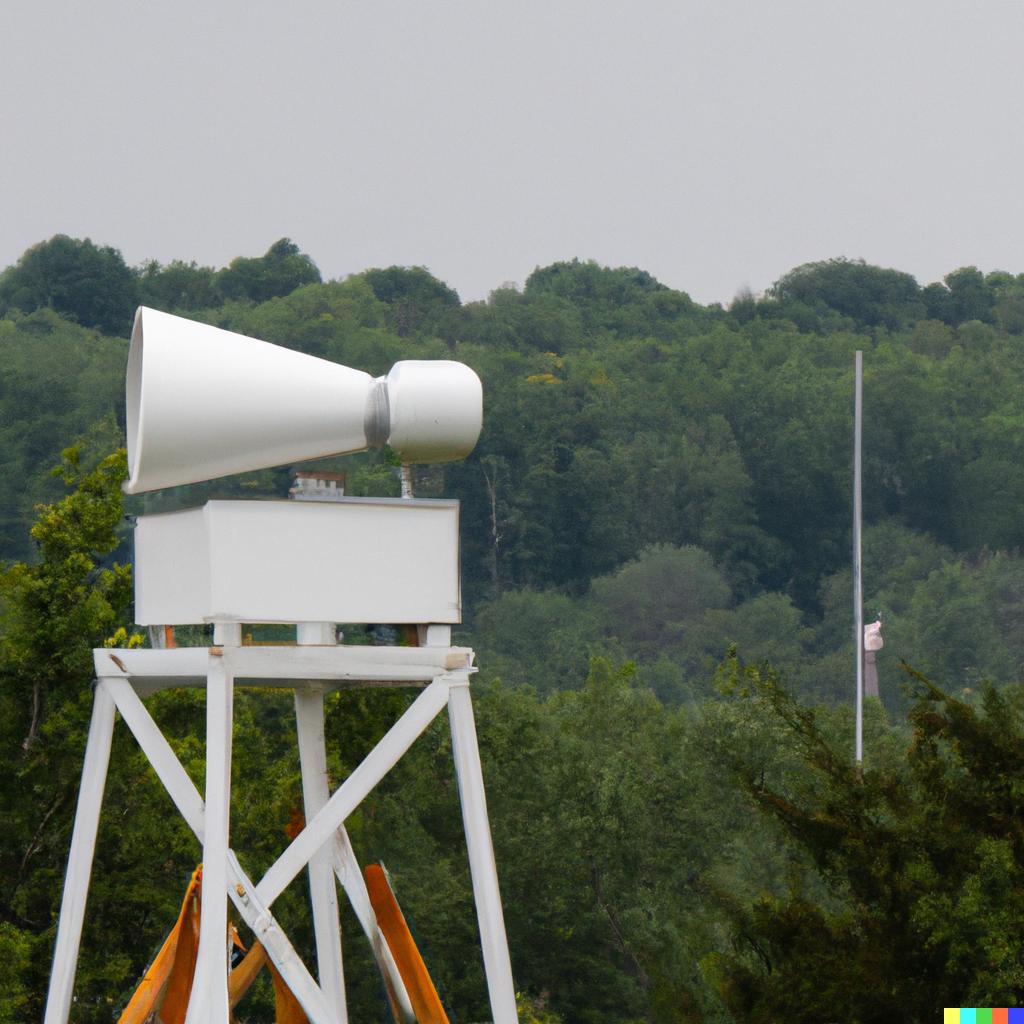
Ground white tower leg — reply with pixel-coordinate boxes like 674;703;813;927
184;650;234;1024
295;684;348;1023
43;680;117;1024
447;680;517;1024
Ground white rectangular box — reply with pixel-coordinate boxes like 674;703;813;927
134;498;461;625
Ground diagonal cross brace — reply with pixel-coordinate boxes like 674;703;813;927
102;673;456;1022
255;677;455;906
332;828;416;1023
103;675;338;1024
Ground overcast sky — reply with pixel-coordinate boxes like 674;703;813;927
2;1;1022;305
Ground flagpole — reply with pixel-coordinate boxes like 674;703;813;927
854;351;864;771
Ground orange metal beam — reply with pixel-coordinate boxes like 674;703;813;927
365;863;450;1024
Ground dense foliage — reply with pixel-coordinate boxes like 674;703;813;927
706;657;1024;1020
0;237;140;338
4;237;1024;1021
0;236;320;339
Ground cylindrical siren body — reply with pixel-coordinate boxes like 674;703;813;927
384;360;483;464
124;307;483;494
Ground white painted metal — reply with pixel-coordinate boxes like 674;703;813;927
93;646;210;689
133;499;462;626
125;307;376;494
418;624;452;647
136;505;209;621
58;645;512;1024
226;851;340;1024
92;645;473;695
854;350;864;767
213;620;242;647
104;675;206;838
256;679;452;906
124;308;483;494
183;654;233;1024
295;687;348;1022
220;645;471;682
384;359;483;464
43;682;117;1024
99;674;339;1024
87;298;510;1023
448;679;518;1024
330;831;416;1023
298;622;338;646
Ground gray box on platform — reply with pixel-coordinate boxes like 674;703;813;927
133;498;461;625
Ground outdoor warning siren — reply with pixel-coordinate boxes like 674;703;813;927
123;307;483;494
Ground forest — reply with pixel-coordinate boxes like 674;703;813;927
3;234;1024;1022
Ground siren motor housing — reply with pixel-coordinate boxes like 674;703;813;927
132;497;461;626
124;307;482;494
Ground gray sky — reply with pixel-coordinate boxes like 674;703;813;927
2;1;1023;305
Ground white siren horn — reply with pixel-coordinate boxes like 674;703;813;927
124;307;483;494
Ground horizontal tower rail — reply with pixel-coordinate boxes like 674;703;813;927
94;644;474;695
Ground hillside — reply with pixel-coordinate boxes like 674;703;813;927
3;239;1024;710
4;237;1024;1022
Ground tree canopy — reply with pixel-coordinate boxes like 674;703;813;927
0;236;325;337
214;238;321;304
766;257;924;330
5;238;1024;1021
0;236;139;337
363;265;460;337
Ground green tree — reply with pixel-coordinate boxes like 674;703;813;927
0;443;139;1019
0;236;139;337
591;544;731;660
709;656;1024;1021
137;259;221;312
362;265;460;337
766;257;924;331
0;314;126;562
923;266;995;326
462;589;604;696
523;259;709;339
526;258;664;305
0;445;133;749
215;238;321;304
208;276;404;367
0;923;31;1021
